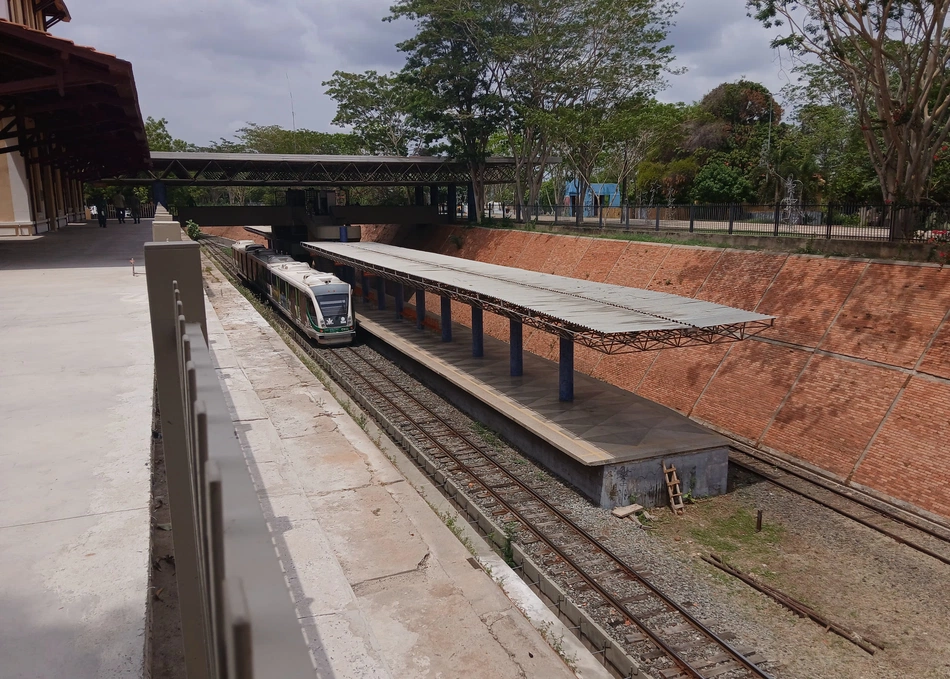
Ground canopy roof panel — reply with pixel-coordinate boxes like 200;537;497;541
303;242;774;354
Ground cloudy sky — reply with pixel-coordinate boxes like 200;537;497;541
58;0;791;147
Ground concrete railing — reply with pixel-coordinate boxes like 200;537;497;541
152;205;183;241
145;241;314;679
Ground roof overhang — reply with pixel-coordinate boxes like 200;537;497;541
36;0;71;30
303;242;775;354
0;19;149;180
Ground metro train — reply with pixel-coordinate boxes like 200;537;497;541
231;240;355;346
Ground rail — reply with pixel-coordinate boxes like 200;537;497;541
144;240;314;679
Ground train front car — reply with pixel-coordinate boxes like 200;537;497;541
304;274;355;346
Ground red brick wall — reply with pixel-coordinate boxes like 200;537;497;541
364;227;950;519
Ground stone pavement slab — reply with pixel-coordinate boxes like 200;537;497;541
202;260;593;679
0;222;153;679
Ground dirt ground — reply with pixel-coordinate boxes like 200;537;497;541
649;470;950;679
148;398;185;679
198;226;268;244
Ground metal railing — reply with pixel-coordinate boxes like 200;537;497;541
145;240;314;679
480;202;950;242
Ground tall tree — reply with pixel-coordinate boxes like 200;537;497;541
323;70;418;156
389;0;506;220
229;123;364;155
144;116;195;152
748;0;950;216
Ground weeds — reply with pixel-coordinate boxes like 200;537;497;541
537;621;578;672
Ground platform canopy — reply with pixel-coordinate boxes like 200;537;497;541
103;151;520;187
0;19;148;179
303;242;775;354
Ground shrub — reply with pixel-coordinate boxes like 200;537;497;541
185;219;201;240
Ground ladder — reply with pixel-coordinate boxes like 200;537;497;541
664;462;685;515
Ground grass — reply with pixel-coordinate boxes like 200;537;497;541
687;506;784;560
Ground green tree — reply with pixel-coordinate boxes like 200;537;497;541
229;123;364;155
323;70;417;155
144;116;195;152
690;156;756;203
748;0;950;215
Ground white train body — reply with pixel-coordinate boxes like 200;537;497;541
231;240;355;346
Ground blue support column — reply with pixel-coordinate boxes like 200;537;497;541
559;336;574;402
416;289;425;330
376;277;385;310
339;224;349;242
471;306;483;357
415;186;425;206
467;181;477;222
447;184;457;223
395;283;404;320
510;319;523;377
361;272;369;303
440;295;452;342
430;185;439;210
152;181;168;210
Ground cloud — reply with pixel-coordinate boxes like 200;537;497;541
56;0;791;146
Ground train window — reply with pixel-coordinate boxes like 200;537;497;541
315;293;348;319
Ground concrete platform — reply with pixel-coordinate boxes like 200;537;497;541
202;262;604;679
356;303;730;509
0;221;154;678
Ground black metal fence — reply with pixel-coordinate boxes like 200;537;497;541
482;203;950;242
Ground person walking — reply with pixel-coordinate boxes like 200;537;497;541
128;193;141;224
112;192;126;223
94;196;108;228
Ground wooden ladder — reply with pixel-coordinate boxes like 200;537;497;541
664;462;685;515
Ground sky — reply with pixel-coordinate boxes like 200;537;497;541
57;0;792;147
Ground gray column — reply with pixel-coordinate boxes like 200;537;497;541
471;306;483;357
441;295;452;342
395;283;404;320
416;289;425;330
361;271;369;303
510;319;523;377
559;336;574;402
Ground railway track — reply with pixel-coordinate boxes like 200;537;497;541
200;237;773;679
200;235;950;675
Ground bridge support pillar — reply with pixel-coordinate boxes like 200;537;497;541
376;277;385;311
430;185;439;211
559;336;574;402
467;182;477;222
395;283;404;320
415;186;425;206
416;289;425;330
441;295;452;342
471;306;483;357
152;180;168;210
447;184;457;223
361;271;369;303
510;320;523;377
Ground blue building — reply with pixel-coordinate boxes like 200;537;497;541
564;181;622;217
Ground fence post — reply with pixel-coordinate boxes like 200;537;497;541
599;203;604;228
826;203;833;239
688;204;694;232
144;241;210;679
728;204;734;234
773;203;780;236
553;202;559;223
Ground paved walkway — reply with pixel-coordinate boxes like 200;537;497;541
0;221;153;678
202;261;604;679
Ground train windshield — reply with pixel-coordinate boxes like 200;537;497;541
314;292;348;318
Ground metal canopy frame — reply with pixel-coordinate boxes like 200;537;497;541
303;242;775;355
102;151;520;187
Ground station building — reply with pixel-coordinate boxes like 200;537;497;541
0;0;148;235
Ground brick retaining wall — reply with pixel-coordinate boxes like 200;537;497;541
361;225;950;520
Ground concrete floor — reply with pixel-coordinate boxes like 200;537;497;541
0;221;153;678
202;261;598;679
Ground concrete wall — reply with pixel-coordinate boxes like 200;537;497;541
363;224;950;521
177;206;295;227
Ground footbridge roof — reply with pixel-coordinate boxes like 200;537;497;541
302;242;774;354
